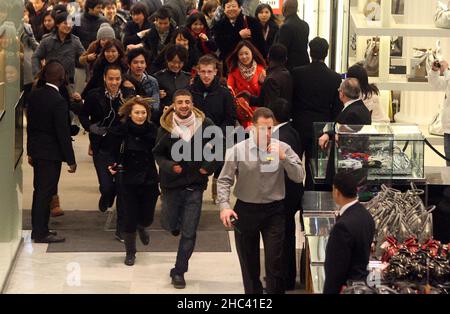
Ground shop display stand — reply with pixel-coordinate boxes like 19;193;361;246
350;0;449;125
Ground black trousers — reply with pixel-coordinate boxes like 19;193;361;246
31;159;62;238
118;183;160;233
299;136;314;190
92;150;121;230
234;200;286;294
92;150;116;206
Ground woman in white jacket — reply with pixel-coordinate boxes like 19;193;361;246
429;60;450;165
347;64;390;123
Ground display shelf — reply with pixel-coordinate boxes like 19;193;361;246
348;56;446;92
350;7;450;38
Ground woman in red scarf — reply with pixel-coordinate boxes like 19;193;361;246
226;40;266;128
186;12;218;56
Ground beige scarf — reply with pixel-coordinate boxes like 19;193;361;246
172;111;199;141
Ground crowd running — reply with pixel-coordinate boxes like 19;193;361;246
22;0;401;293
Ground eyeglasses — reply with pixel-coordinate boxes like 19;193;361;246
224;3;239;9
198;70;216;76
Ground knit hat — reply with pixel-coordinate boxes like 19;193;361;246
97;23;115;40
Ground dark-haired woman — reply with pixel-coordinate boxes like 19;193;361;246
255;3;279;57
347;64;389;122
37;10;55;42
82;39;128;98
186;12;218;55
154;44;191;111
226;40;266;128
105;96;160;266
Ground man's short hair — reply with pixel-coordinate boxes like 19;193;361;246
309;37;329;61
130;2;148;18
197;54;219;69
270;98;291;123
173;89;193;102
268;44;287;65
165;44;188;64
155;7;171;20
340;78;361;100
252;107;275;124
85;0;101;11
126;47;148;64
333;171;359;198
102;0;116;8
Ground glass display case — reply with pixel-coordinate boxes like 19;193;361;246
313;123;426;182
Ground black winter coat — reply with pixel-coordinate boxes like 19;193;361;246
273;122;304;212
249;65;293;109
190;76;237;133
275;14;310;71
142;24;175;60
153;106;217;190
123;20;153;47
106;120;159;186
213;12;266;62
155;68;191;109
79;87;124;153
72;12;108;50
26;85;76;165
261;20;279;55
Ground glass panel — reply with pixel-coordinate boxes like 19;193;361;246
0;0;23;290
313;122;334;181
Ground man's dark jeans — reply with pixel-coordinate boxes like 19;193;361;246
160;187;204;276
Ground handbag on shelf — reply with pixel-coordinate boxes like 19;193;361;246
429;107;445;137
364;37;380;77
390;37;403;57
434;1;450;29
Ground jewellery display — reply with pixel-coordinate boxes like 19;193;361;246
364;184;434;251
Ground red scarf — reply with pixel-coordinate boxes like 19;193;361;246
189;28;211;55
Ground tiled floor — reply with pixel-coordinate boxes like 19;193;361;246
6;132;305;294
6;126;445;294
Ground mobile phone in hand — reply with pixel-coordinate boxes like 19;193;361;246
230;216;241;234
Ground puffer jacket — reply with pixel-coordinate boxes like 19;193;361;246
152;105;217;190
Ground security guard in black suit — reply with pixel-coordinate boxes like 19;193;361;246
323;171;375;294
27;61;77;243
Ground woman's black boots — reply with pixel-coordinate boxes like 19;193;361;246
123;232;136;266
137;225;150;245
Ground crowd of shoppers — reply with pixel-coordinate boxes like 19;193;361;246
20;0;386;294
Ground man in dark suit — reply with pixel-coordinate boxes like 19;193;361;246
319;78;371;185
323;171;375;294
275;0;310;71
27;61;77;243
291;37;343;190
272;99;304;291
238;44;293;109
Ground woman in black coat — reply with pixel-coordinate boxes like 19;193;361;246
255;3;279;59
106;96;160;266
212;0;266;67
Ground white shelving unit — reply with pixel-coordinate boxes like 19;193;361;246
350;7;450;38
349;0;448;125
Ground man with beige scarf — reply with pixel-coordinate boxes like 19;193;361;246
153;89;218;289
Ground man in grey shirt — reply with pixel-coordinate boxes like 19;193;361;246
218;107;304;294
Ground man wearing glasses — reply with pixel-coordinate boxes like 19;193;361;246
190;54;236;204
218;108;304;294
